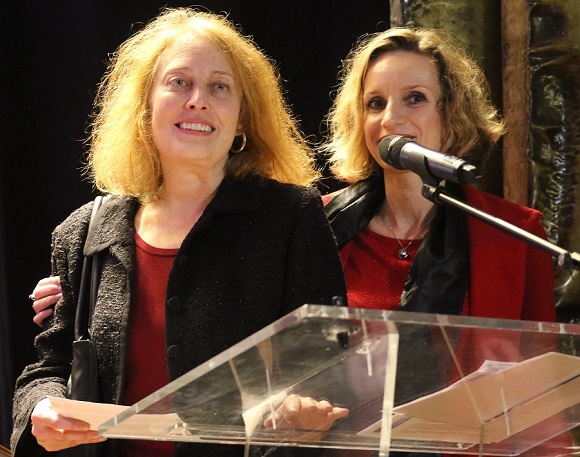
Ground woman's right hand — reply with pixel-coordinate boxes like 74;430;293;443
263;394;349;431
31;276;62;327
31;397;106;451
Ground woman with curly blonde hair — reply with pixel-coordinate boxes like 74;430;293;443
323;27;555;323
89;8;318;202
12;8;347;457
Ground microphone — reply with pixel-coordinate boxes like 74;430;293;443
378;135;481;184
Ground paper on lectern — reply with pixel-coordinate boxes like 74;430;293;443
359;352;580;444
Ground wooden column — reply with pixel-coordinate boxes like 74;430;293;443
501;0;530;205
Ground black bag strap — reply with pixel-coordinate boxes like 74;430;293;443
74;196;104;341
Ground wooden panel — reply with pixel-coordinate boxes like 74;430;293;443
501;0;530;205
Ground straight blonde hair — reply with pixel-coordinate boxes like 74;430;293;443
324;27;505;183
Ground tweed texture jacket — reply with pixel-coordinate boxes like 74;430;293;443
12;175;347;457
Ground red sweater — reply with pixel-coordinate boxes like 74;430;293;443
118;233;177;457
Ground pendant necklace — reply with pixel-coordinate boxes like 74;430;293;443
384;215;416;259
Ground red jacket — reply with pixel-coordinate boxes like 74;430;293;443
323;184;556;322
324;185;568;453
462;185;555;322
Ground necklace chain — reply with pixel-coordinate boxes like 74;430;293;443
384;215;416;259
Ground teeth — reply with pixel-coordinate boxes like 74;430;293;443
180;122;213;132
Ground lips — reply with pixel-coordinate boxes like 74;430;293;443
380;134;415;144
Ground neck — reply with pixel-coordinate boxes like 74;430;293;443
161;164;225;203
369;170;436;239
135;170;225;249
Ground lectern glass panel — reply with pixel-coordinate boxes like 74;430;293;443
99;305;580;456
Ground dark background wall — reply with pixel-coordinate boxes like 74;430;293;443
0;0;390;446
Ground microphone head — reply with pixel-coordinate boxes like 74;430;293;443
378;135;481;184
378;135;413;169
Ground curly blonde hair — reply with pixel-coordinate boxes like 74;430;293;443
87;8;318;202
324;27;505;183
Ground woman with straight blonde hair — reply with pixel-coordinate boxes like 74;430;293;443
323;27;555;322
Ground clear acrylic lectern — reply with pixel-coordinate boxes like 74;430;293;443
99;305;580;456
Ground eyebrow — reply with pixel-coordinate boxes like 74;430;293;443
363;84;434;96
402;84;433;91
210;70;235;79
162;66;235;79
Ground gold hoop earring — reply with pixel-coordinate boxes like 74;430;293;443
230;132;247;154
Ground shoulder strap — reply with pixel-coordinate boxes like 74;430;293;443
74;196;104;341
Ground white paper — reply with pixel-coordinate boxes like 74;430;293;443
48;397;129;431
358;352;580;444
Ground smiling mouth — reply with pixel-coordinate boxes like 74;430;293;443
386;134;415;140
177;122;215;132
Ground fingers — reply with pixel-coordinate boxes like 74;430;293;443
32;422;105;451
32;276;62;302
328;406;349;421
31;398;106;451
263;395;349;431
32;308;54;327
30;276;62;327
32;292;61;313
284;395;333;414
283;394;310;412
37;276;62;288
33;276;62;293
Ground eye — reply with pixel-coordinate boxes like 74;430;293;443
366;97;386;111
214;82;229;92
406;92;427;105
168;77;189;89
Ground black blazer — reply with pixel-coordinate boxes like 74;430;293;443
12;175;347;457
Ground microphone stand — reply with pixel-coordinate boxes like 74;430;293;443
421;182;580;270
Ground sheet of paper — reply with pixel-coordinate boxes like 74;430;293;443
357;352;580;444
393;352;580;428
49;396;185;438
48;397;129;431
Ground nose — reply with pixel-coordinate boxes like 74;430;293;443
380;102;404;129
186;87;208;110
